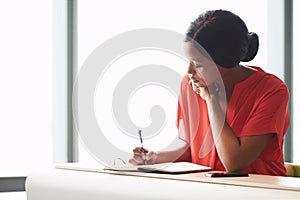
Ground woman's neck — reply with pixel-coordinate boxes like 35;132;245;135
218;65;257;103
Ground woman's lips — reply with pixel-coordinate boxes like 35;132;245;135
191;79;206;87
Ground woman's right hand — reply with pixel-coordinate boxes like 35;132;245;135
128;147;158;165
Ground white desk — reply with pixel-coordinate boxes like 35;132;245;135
26;166;300;200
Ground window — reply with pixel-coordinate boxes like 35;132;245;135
0;0;53;176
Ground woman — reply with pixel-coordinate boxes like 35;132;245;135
129;10;290;176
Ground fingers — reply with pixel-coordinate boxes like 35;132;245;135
128;154;147;165
190;79;220;95
214;82;219;92
189;80;202;95
129;147;147;165
192;81;219;100
190;81;200;94
193;85;200;94
129;148;157;165
133;147;149;154
128;157;142;165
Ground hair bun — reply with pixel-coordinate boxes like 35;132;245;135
241;32;259;62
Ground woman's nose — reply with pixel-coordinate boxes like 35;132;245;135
187;63;196;75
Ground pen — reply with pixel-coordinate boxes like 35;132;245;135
138;130;147;165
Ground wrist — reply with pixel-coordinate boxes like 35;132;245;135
205;93;218;104
154;151;162;163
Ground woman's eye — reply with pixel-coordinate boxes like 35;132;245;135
190;61;204;69
195;64;203;68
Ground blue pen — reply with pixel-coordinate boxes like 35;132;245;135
138;130;147;165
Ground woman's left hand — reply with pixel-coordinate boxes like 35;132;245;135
192;82;218;101
199;86;211;101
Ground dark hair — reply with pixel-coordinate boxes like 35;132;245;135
185;10;259;68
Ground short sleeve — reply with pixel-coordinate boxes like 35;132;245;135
240;83;290;137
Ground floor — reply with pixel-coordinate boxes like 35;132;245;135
0;192;26;200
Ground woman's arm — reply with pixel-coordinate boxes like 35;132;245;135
206;93;274;172
129;140;191;165
200;87;274;172
155;143;191;163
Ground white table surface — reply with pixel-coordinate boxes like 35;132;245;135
26;165;300;200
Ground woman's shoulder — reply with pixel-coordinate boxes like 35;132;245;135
247;66;289;101
248;66;288;89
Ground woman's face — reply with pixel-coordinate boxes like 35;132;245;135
184;42;220;88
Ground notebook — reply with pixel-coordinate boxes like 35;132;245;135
103;162;211;174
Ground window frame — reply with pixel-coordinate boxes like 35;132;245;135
0;0;77;192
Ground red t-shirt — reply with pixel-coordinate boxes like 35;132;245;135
176;66;290;176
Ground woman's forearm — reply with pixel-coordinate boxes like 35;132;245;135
206;96;243;172
155;143;191;163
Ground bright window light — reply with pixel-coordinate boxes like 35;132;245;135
0;0;53;176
